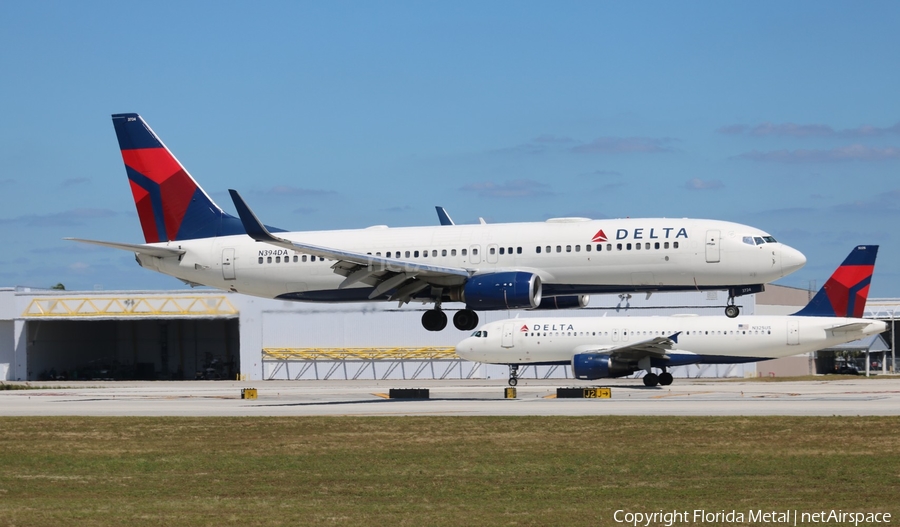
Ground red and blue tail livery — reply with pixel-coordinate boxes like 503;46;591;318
112;113;246;242
793;245;878;318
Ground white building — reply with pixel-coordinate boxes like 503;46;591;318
0;286;895;382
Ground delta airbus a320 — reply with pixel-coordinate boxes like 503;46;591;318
457;246;884;386
68;113;806;332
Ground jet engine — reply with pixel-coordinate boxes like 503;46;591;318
458;271;542;310
572;353;635;380
532;295;589;310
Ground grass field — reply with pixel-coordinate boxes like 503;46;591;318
0;416;897;526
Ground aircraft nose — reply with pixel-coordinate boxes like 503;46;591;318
781;245;807;277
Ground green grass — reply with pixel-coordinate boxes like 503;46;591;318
0;417;898;526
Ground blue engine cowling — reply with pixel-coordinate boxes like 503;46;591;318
572;353;635;380
532;295;589;310
463;271;542;310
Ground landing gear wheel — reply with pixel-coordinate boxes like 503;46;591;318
643;373;659;387
725;305;740;318
421;309;448;331
658;372;673;386
508;365;519;387
453;310;479;331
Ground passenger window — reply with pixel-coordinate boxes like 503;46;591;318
462;249;467;256
473;248;478;255
626;243;632;250
451;249;457;256
405;251;411;258
267;256;272;263
499;247;504;255
517;247;522;254
276;256;281;263
414;251;420;257
293;255;298;262
258;257;263;264
442;249;447;257
423;251;428;258
585;245;591;252
302;255;307;262
490;247;496;255
654;242;660;249
508;247;513;254
617;243;622;251
673;242;679;249
556;246;562;253
635;243;641;250
432;250;437;257
566;245;571;253
645;243;650;250
606;243;612;251
536;246;542;254
546;246;551;253
664;242;669;249
575;245;581;252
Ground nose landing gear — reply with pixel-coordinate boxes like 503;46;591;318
508;365;519;387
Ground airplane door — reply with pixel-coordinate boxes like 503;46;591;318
469;245;482;264
222;248;236;280
486;244;499;264
705;230;721;263
501;322;515;348
787;319;799;345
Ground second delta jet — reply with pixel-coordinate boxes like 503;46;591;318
457;246;884;386
70;113;806;332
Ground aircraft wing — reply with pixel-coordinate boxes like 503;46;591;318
229;190;473;302
579;333;681;361
65;238;185;258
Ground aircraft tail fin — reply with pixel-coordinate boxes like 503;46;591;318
792;245;878;318
112;113;245;242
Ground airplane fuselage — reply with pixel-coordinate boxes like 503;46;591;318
456;315;887;366
138;217;804;303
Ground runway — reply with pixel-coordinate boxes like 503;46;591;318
3;377;900;417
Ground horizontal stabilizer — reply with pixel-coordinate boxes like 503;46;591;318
65;238;185;257
827;322;873;333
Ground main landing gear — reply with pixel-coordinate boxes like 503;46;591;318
508;365;519;387
421;307;480;331
642;368;673;387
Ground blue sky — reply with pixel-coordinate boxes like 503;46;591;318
1;2;899;296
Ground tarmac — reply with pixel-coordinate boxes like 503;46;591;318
2;377;900;417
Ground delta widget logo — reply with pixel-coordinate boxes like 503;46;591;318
592;230;607;242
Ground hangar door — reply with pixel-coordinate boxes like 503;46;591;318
25;318;239;381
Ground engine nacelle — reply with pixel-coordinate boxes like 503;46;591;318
532;295;589;310
461;271;542;310
572;353;635;380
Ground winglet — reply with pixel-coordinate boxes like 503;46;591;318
228;189;279;243
436;206;455;226
668;331;681;344
793;245;878;318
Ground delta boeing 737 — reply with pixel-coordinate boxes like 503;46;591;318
457;246;884;385
68;113;806;332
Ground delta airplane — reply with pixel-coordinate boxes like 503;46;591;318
456;246;885;386
68;113;806;332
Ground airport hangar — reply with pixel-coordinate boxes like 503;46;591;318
0;286;896;382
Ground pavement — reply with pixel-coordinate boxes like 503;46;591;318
2;377;900;417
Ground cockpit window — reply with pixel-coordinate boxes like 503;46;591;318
482;331;487;338
471;331;482;337
754;237;764;245
763;236;777;243
742;236;754;245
